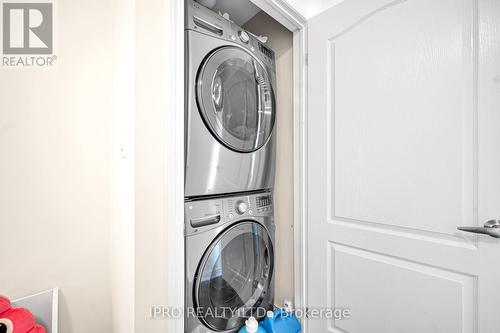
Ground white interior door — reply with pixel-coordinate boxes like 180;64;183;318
306;0;500;332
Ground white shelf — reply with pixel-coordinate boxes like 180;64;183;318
12;288;58;333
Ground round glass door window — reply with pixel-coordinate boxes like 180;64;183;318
196;46;276;152
194;221;274;331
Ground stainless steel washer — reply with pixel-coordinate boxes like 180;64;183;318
185;191;275;332
185;0;277;198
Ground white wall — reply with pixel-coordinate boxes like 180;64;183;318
110;0;135;331
0;0;118;332
134;0;184;331
244;11;295;306
1;0;184;331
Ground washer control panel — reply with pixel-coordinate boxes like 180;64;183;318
256;194;273;213
225;192;273;219
185;192;274;235
235;200;248;214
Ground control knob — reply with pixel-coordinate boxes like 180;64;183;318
238;31;250;44
235;201;248;214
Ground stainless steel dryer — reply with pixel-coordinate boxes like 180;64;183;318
185;191;275;332
185;0;277;198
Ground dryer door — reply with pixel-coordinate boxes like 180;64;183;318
196;46;275;153
194;221;274;331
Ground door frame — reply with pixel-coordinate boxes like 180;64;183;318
166;1;308;331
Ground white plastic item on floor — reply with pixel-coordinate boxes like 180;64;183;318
238;316;267;333
283;300;293;313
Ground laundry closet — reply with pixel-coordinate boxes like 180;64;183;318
183;0;294;332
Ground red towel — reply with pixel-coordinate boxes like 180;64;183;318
0;308;35;333
0;296;11;315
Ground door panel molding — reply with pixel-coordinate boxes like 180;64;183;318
327;242;478;333
328;217;478;250
324;0;480;237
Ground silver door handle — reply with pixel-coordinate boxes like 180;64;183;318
457;220;500;238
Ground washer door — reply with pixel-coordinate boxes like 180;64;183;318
196;46;275;152
195;221;274;331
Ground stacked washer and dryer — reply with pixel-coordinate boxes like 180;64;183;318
184;1;278;332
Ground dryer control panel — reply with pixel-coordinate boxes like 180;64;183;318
186;0;276;71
